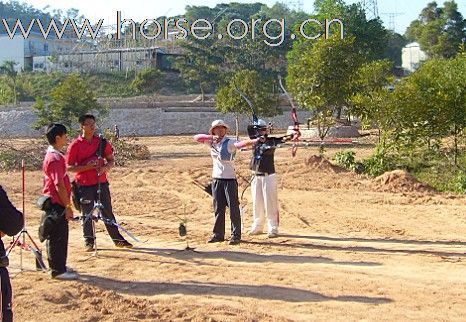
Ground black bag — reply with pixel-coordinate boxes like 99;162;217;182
36;195;51;211
38;207;62;242
71;181;82;212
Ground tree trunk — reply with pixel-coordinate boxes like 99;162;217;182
235;113;240;140
336;106;342;120
454;125;458;166
13;82;17;105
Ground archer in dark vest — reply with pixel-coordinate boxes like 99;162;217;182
248;119;292;238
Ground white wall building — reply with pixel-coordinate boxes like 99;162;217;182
0;36;26;70
0;32;74;71
402;42;428;73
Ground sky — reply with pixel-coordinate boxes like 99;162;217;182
20;0;466;34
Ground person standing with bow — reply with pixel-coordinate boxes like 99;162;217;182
66;114;132;251
194;119;257;245
248;119;292;238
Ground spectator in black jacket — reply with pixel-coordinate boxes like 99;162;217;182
0;185;24;322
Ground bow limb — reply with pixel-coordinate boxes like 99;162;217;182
234;85;258;124
278;76;301;157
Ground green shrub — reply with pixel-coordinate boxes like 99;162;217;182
334;150;356;170
362;149;396;177
453;171;466;193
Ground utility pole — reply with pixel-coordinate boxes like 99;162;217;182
361;0;379;20
381;12;404;32
289;0;303;12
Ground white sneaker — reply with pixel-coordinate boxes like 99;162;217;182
249;230;263;236
267;232;279;238
53;271;78;280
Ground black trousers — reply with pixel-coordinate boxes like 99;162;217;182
46;204;69;277
212;179;241;239
1;267;13;322
80;182;124;245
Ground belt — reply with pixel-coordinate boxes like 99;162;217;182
254;172;273;176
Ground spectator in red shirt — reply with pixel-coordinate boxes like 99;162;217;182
42;123;78;280
66;114;132;251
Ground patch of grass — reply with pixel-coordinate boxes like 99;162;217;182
412;155;466;193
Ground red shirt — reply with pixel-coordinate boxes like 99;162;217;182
42;146;71;206
66;135;113;186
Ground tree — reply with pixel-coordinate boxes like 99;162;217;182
349;59;394;134
286;0;389;139
0;61;19;105
32;74;107;130
131;68;163;95
176;3;308;98
216;3;306;78
174;42;221;101
173;5;224;100
383;31;408;66
381;55;466;166
291;0;388;62
216;69;279;137
405;1;466;58
287;36;363;124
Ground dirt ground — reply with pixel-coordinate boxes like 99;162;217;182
2;135;466;322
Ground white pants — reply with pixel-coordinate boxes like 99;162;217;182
250;174;279;234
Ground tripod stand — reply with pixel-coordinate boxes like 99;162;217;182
7;160;47;272
78;200;141;257
77;136;140;259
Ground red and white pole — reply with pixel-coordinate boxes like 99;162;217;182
20;159;25;270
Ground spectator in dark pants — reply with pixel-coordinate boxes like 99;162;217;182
42;123;78;280
0;185;24;321
66;114;132;251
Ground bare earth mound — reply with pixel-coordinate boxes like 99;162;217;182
372;170;436;194
279;154;367;192
304;155;347;174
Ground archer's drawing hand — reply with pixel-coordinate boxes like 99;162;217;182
212;135;222;143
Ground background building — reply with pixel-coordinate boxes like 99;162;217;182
402;42;427;73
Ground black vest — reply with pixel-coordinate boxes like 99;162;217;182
250;137;284;174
